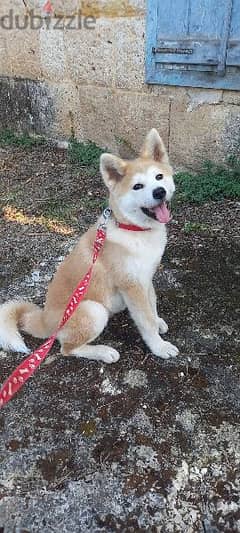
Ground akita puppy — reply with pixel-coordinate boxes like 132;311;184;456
0;129;179;362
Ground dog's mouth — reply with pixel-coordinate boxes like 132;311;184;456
141;201;171;224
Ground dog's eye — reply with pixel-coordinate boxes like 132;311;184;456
133;183;144;191
155;174;163;180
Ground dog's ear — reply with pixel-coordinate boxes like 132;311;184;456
100;154;127;189
141;129;169;164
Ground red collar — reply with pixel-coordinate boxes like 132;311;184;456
117;222;151;232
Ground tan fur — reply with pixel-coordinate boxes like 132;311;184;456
0;301;39;353
0;129;179;361
21;308;50;339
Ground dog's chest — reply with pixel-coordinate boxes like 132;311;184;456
126;235;165;280
109;226;167;282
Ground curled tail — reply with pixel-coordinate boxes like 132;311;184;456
0;300;48;354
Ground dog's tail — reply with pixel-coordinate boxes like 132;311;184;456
0;300;48;354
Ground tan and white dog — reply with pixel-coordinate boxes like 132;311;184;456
0;129;179;363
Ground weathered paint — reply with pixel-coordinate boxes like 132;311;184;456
23;0;144;19
146;0;240;90
81;0;145;18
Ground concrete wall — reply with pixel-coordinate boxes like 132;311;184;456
0;0;240;167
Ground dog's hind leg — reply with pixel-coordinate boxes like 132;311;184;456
68;344;120;364
58;300;120;364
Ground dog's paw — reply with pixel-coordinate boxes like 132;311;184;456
153;340;179;360
157;317;168;334
98;347;120;364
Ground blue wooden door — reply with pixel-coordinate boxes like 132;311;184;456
146;0;240;90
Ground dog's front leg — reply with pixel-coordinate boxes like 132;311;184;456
149;283;169;334
121;284;178;360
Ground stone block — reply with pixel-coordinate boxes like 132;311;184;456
22;1;43;12
7;28;41;79
0;34;12;76
169;97;240;168
221;106;240;156
114;91;170;156
0;78;14;129
80;0;145;18
50;85;170;156
26;0;79;16
48;81;78;138
223;90;240;105
39;28;66;81
65;17;114;87
0;1;25;17
186;89;223;111
74;85;118;151
53;0;79;15
0;77;54;134
114;17;145;91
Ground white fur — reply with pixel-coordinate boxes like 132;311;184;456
70;345;120;364
106;222;179;360
116;165;175;227
0;302;29;354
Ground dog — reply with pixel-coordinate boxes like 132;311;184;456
0;129;179;363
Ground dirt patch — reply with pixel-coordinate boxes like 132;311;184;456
0;145;240;532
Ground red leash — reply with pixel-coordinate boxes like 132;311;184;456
0;208;112;409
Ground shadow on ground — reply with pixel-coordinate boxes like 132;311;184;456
0;146;240;532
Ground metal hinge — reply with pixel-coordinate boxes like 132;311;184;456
152;47;193;55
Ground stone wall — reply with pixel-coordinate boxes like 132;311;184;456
0;0;240;167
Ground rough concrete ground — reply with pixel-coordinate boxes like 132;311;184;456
0;146;240;532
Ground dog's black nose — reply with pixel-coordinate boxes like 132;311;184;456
153;187;166;200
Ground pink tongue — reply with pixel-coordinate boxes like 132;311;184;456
153;202;171;223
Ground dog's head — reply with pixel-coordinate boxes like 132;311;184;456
100;129;175;228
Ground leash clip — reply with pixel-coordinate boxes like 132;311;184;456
98;207;112;231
